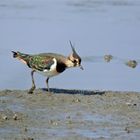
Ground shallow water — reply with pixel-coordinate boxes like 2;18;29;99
0;0;140;91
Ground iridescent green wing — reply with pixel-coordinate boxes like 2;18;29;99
28;55;54;71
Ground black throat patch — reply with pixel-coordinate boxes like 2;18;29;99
56;62;66;73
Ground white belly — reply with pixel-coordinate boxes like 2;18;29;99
37;58;59;77
37;69;59;77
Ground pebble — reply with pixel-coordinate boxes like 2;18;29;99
49;120;58;126
125;127;133;133
125;60;138;68
13;114;18;120
2;115;8;120
72;98;81;103
104;55;113;62
126;102;137;107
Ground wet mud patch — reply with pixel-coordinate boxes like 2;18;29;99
0;89;140;140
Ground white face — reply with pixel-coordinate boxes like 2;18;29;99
72;58;81;67
68;54;83;69
69;41;83;69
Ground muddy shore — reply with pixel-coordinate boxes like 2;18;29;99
0;89;140;140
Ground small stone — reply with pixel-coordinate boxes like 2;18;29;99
126;102;137;107
133;103;137;106
2;115;8;120
125;60;138;68
13;114;18;120
49;120;58;126
125;127;132;133
53;122;58;126
104;55;113;62
72;98;81;103
76;98;81;102
126;102;131;106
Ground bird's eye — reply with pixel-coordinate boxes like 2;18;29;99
73;60;77;63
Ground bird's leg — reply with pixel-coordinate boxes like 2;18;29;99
28;70;36;94
46;77;50;92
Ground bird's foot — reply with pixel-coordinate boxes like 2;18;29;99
47;89;53;96
28;86;36;94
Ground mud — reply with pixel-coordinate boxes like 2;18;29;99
0;89;140;140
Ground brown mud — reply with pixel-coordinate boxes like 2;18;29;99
0;89;140;140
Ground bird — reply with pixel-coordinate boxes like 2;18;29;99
12;41;83;94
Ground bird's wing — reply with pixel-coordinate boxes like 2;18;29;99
28;55;55;71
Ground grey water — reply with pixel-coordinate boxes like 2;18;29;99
0;0;140;92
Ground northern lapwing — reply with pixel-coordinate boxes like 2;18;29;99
12;41;83;93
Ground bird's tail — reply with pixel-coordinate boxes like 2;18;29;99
11;51;29;59
11;51;19;58
11;51;30;65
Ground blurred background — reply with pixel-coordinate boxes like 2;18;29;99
0;0;140;91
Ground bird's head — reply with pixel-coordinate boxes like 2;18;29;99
68;41;83;70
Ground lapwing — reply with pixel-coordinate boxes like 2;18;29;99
12;41;83;93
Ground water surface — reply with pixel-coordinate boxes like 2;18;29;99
0;0;140;91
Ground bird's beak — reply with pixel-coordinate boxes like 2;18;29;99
79;65;84;70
